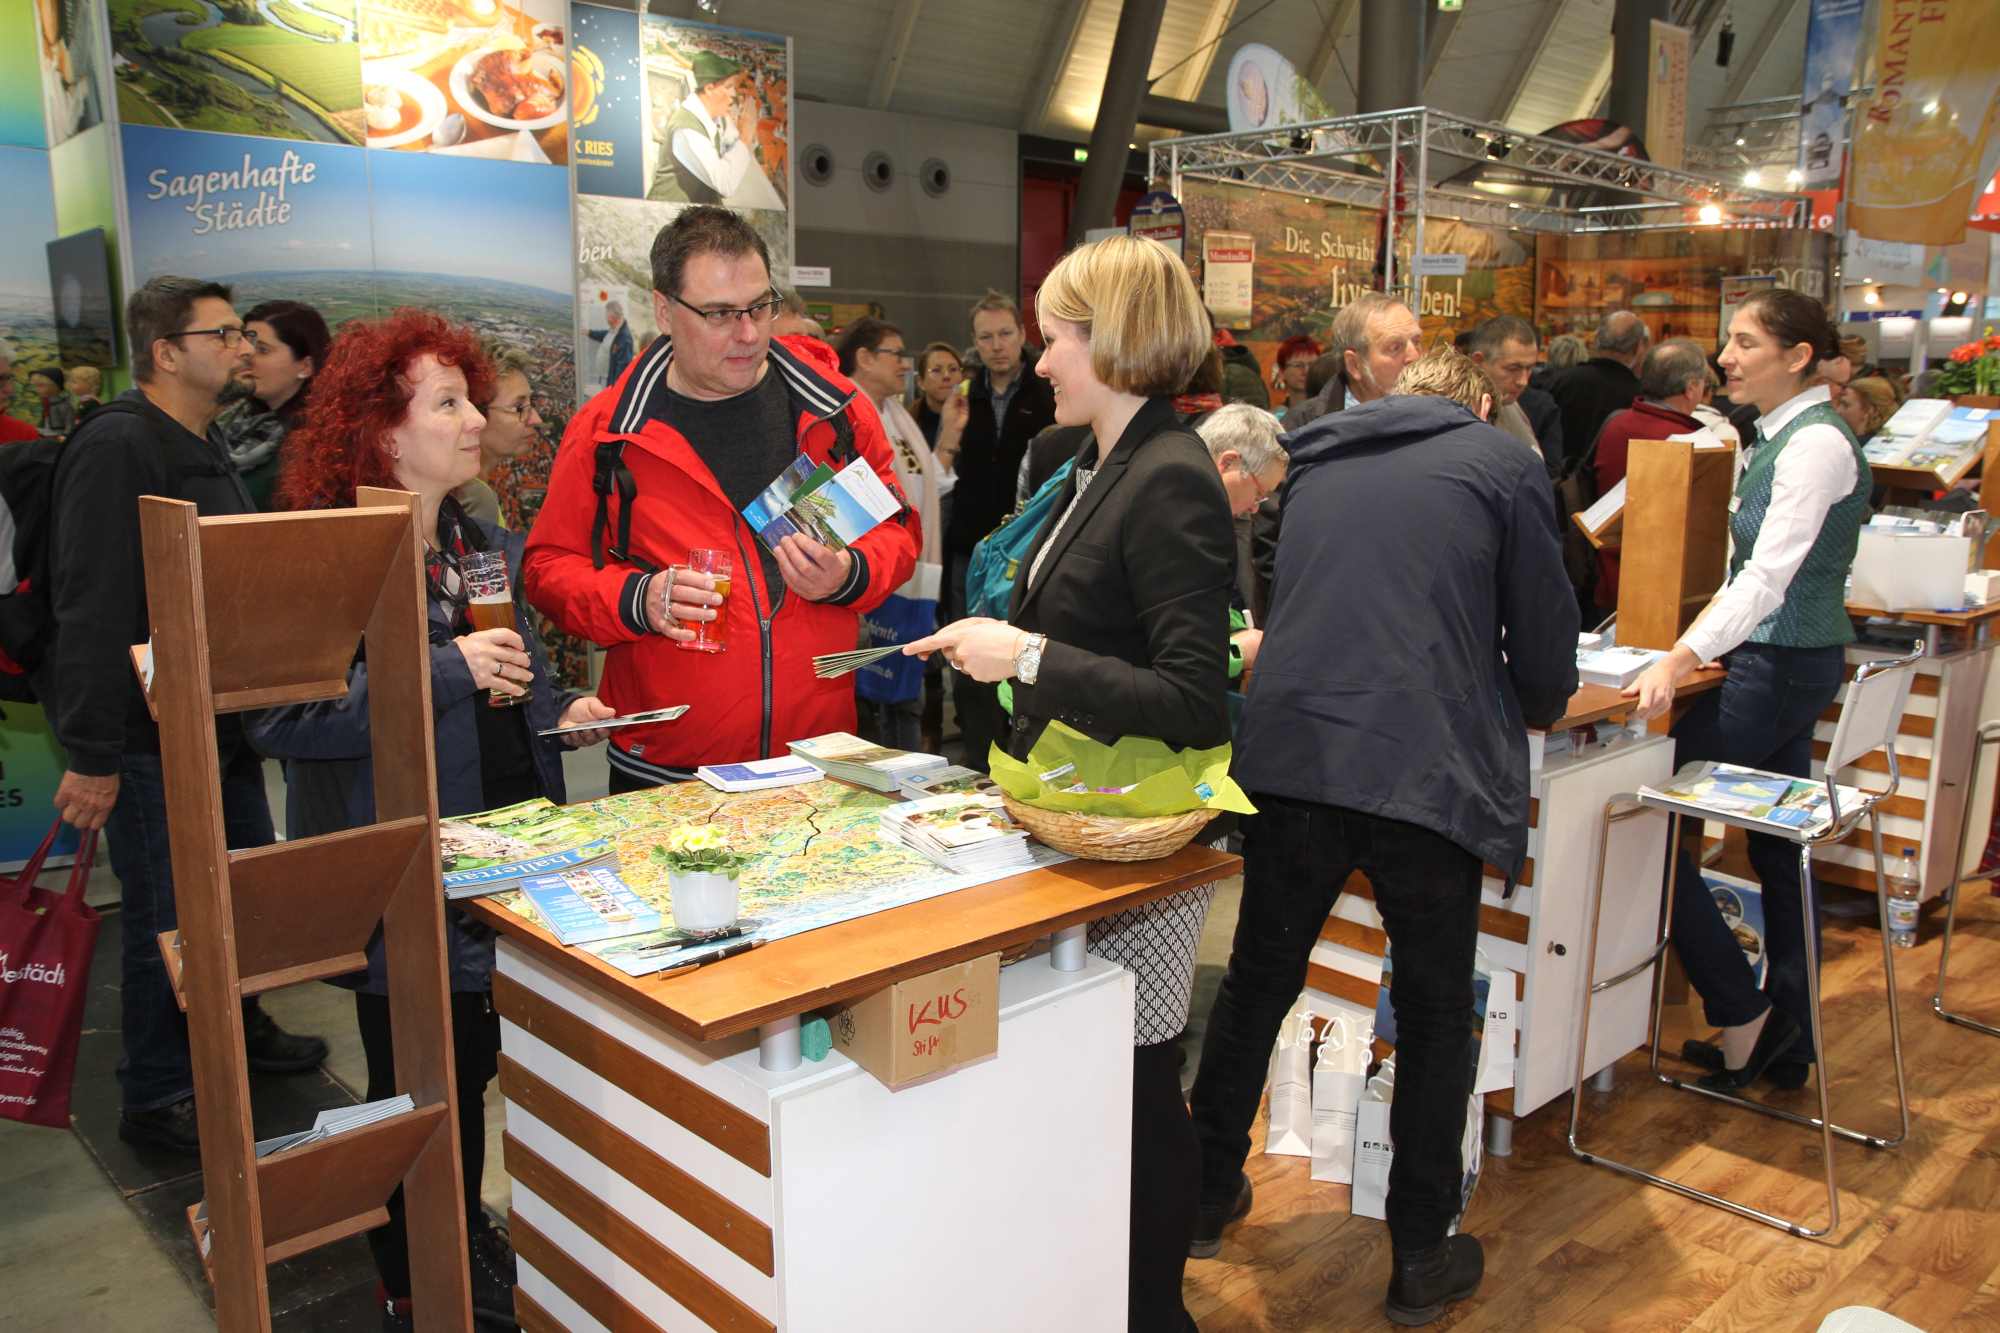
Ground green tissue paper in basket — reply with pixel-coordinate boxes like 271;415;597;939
987;722;1256;817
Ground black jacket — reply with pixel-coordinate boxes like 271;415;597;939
1004;397;1235;758
1542;356;1640;476
947;351;1058;557
1235;395;1579;880
1517;385;1565;479
43;390;254;775
1281;371;1351;431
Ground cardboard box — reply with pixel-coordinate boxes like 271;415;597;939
830;954;999;1089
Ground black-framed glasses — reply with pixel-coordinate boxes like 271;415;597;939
165;326;248;348
668;289;784;328
870;345;914;362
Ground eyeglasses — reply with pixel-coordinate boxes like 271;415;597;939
487;400;539;419
923;363;962;378
668;289;785;328
1282;360;1314;371
870;346;914;362
1243;467;1274;503
165;326;248;348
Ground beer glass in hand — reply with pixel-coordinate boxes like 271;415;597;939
678;548;731;653
462;551;529;707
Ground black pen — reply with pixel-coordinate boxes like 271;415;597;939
631;926;746;955
650;938;762;978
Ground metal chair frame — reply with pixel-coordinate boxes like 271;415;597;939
1935;719;2000;1036
1567;644;1924;1239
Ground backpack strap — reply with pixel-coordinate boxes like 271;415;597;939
590;437;658;573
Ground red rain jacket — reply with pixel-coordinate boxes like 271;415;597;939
524;334;920;782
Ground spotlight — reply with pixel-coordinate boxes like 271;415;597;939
1743;169;1762;186
1698;204;1722;224
1864;290;1879;305
1735;137;1747;146
1953;291;1970;304
1785;169;1802;184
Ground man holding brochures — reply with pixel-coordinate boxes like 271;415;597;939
526;206;921;790
1623;289;1870;1095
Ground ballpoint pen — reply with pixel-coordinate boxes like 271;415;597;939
650;937;763;979
630;925;746;955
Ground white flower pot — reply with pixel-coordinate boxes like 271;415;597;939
669;870;740;933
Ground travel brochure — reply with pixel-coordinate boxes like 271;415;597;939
696;757;826;792
518;866;661;945
1640;762;1861;833
742;455;903;553
878;793;1035;874
439;797;623;899
1864;400;1991;479
787;733;950;792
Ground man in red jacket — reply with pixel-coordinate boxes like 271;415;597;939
1592;338;1713;612
525;207;920;789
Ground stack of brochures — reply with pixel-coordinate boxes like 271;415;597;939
440;798;622;900
1576;645;1665;688
1640;762;1862;834
253;1094;417;1159
518;866;661;945
697;757;824;792
1864;399;1993;479
895;765;1001;801
788;732;949;792
879;793;1034;873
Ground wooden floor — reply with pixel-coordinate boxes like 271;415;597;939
1184;878;2000;1333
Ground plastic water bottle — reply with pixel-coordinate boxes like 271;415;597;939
1887;848;1921;949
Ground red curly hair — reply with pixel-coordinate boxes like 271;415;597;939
1275;335;1323;368
277;307;493;511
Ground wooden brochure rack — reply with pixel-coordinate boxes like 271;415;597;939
1616;436;1737;652
142;487;472;1333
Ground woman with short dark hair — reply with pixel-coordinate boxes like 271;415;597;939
1626;289;1870;1094
222;298;331;508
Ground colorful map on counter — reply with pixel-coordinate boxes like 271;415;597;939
488;779;1073;975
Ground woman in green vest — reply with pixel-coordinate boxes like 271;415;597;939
1625;288;1869;1093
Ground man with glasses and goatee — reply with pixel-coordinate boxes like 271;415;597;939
525;205;920;793
44;274;329;1157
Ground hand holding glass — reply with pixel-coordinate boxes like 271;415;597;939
461;551;529;706
676;549;732;653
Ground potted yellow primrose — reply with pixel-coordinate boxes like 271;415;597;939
650;824;754;933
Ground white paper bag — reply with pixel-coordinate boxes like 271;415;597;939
1350;1053;1484;1227
1310;1014;1372;1183
1263;996;1319;1157
1473;967;1517;1095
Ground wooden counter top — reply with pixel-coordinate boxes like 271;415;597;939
1547;665;1727;732
1845;600;2000;629
463;842;1239;1044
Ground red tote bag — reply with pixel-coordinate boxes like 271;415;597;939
0;823;101;1128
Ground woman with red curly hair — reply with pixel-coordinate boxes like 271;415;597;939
256;308;615;1331
1272;334;1322;413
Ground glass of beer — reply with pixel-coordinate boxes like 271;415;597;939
462;551;529;707
678;548;731;653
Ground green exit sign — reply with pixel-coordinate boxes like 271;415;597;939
1438;0;1462;9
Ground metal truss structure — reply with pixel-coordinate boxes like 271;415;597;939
1151;105;1810;294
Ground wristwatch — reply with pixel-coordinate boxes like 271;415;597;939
1014;632;1047;685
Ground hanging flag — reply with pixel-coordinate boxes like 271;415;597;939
1847;0;2000;246
1796;0;1864;198
1646;21;1690;171
1969;171;2000;236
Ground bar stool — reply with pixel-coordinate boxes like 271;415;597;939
1568;643;1924;1238
1935;719;2000;1036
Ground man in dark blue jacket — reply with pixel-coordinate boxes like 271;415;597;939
1188;349;1578;1325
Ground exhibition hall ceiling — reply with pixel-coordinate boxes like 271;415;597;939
662;0;1816;146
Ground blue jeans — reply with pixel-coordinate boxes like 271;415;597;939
106;741;277;1110
1191;796;1483;1253
1668;642;1846;1063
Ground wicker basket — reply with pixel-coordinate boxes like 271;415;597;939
1002;795;1220;862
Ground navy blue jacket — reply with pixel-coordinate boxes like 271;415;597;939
252;521;576;993
1238;395;1578;880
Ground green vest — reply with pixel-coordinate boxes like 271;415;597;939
646;105;723;204
1728;398;1870;648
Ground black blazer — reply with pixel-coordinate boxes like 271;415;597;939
1004;396;1235;759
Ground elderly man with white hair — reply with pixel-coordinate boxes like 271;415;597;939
1195;401;1289;677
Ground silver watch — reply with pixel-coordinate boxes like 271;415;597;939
1015;633;1047;685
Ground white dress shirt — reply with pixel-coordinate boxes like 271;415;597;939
671;93;755;198
1679;385;1858;664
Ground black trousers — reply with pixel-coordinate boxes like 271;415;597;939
354;989;502;1299
1130;1039;1199;1333
1190;795;1482;1254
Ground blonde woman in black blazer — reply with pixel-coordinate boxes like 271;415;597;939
909;235;1234;1333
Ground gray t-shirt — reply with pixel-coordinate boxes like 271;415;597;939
663;367;795;598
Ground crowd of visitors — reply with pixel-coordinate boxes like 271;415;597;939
20;202;1897;1332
